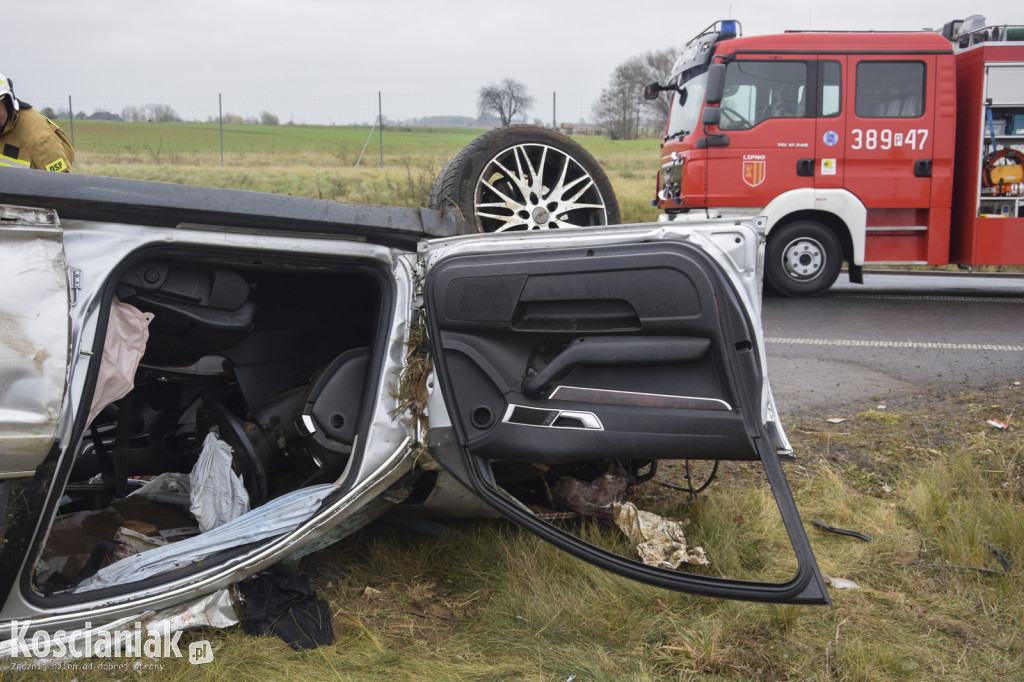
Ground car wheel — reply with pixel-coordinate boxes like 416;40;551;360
429;125;620;234
765;220;842;297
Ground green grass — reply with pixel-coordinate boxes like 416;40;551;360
62;120;664;223
14;387;1022;681
61;120;484;164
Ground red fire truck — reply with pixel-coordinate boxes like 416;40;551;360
648;16;1024;296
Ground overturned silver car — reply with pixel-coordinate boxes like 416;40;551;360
0;167;828;648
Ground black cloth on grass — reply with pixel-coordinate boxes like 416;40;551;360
238;571;334;650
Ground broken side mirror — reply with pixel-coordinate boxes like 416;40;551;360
705;63;726;105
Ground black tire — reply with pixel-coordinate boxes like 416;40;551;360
764;220;842;297
429;125;620;234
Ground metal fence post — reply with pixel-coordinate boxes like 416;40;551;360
552;91;556;129
378;91;383;169
219;94;224;167
68;96;74;145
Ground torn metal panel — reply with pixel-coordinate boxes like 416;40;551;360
144;588;238;638
612;502;709;569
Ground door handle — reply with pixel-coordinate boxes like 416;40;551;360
521;335;711;398
796;158;815;177
914;159;932;177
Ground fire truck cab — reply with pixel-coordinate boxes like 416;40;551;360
651;17;1024;296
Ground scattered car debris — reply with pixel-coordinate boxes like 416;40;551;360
986;541;1013;572
811;519;873;543
826;418;847;424
612;502;709;569
114;523;170;556
551;473;628;519
146;587;239;638
985;419;1009;430
822;573;860;589
913;561;1006;576
239;572;333;651
74;484;337;591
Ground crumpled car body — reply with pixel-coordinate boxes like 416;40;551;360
0;168;828;642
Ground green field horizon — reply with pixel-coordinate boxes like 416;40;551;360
58;120;665;224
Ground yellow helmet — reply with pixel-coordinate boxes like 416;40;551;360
0;72;19;111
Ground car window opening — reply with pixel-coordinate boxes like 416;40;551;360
35;257;383;595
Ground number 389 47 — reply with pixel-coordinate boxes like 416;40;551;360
851;128;929;151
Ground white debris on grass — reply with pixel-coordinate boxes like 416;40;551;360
612;502;709;569
822;573;860;589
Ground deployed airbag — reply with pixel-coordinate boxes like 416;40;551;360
86;298;154;427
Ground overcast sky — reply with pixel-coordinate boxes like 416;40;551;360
3;1;1013;122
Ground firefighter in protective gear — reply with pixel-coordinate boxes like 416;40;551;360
0;72;74;172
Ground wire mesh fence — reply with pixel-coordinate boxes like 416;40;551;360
29;92;600;129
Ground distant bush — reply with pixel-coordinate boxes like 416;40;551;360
121;103;181;123
88;109;123;122
260;111;280;126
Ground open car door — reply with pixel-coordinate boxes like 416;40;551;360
424;222;830;604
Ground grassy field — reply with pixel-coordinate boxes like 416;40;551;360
60;120;664;224
15;387;1022;681
15;123;1023;680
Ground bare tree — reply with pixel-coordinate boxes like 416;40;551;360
150;103;181;123
593;58;648;140
641;48;678;130
120;103;181;123
593;48;677;139
478;79;534;127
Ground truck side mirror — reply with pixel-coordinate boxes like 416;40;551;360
702;107;721;126
643;83;662;101
705;63;726;105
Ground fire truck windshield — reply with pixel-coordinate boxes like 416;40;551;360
666;72;707;140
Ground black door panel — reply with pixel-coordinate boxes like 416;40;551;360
427;244;756;463
425;240;829;604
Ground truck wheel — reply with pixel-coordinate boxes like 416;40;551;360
429;125;620;234
765;220;842;297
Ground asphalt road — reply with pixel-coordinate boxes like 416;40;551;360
762;271;1024;416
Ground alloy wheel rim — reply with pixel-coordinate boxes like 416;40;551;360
473;143;607;231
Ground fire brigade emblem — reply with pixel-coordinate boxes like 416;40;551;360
742;159;766;187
